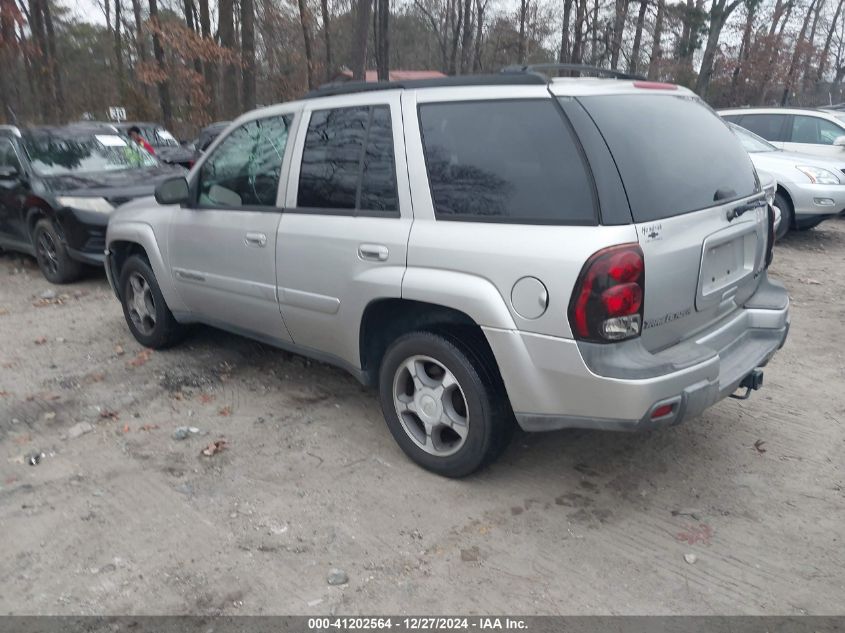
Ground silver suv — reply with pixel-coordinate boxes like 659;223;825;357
105;71;790;477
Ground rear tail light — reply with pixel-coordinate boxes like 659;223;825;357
765;204;775;267
568;244;645;343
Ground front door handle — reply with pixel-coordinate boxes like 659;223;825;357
358;243;389;262
245;232;267;247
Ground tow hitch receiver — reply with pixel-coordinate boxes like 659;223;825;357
730;369;764;400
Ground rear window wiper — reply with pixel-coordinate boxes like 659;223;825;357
726;192;767;222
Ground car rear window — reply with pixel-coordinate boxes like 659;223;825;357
578;94;758;223
418;99;597;224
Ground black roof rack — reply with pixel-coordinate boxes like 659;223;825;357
502;63;645;80
304;72;547;99
303;64;640;100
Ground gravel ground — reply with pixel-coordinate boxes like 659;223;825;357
0;221;843;615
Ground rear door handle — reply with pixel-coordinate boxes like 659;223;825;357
245;232;267;247
358;243;389;262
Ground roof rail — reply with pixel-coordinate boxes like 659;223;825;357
502;63;646;81
304;73;547;99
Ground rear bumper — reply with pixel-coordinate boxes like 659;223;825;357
485;276;790;432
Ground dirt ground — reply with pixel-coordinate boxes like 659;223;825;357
0;221;843;616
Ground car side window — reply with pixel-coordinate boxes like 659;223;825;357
198;114;292;209
740;114;787;142
418;99;596;224
296;105;398;214
790;115;845;145
0;138;21;171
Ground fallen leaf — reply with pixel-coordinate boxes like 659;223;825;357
122;424;130;433
34;336;47;345
675;523;713;545
754;439;767;454
198;393;216;404
139;424;159;432
85;373;106;384
0;390;9;397
128;349;153;367
114;344;125;356
201;439;228;457
800;278;822;285
100;409;119;420
218;405;232;416
13;434;31;445
0;308;9;316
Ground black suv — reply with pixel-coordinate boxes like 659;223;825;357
0;123;184;283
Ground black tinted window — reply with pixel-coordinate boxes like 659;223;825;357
0;138;21;171
419;100;596;224
579;94;758;222
790;115;845;144
198;114;291;208
297;105;398;213
739;114;787;142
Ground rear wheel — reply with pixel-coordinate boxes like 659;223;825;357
119;254;185;349
774;191;793;240
378;331;514;478
32;219;83;284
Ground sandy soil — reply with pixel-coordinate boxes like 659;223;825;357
0;221;843;616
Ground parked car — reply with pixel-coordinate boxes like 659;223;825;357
191;121;230;157
109;122;196;168
0;123;184;283
728;122;845;237
719;106;845;158
105;70;789;477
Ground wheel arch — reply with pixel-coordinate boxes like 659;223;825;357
775;185;795;228
106;222;187;314
358;298;506;391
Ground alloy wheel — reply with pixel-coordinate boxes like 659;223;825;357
126;272;157;336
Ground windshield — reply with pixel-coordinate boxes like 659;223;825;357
729;122;777;153
23;132;159;175
575;94;758;222
148;127;179;147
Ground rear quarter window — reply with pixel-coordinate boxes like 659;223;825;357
579;94;758;223
418;99;597;224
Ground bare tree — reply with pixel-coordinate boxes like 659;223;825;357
609;0;628;69
628;0;648;74
351;0;372;79
781;0;819;104
694;0;744;97
148;0;172;125
518;0;528;62
647;0;664;78
242;0;256;108
559;0;573;62
114;0;125;103
219;0;238;117
818;0;845;79
321;0;332;80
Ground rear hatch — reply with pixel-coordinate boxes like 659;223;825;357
575;91;768;352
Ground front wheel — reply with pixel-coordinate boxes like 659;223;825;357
378;331;514;478
774;192;793;240
32;219;83;284
119;254;185;349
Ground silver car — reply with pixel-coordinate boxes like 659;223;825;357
104;71;789;477
719;106;845;158
730;122;845;237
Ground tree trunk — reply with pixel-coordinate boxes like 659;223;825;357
628;0;647;74
730;0;756;92
609;0;628;70
241;0;256;107
114;0;125;104
818;0;845;80
374;0;389;79
590;0;599;65
42;0;64;120
781;0;818;104
148;0;172;126
647;0;664;78
559;0;573;63
459;0;472;73
571;0;586;64
801;0;824;94
473;0;485;71
297;0;315;89
694;0;742;97
351;0;371;80
518;0;528;63
219;0;238;117
197;0;216;119
448;0;462;73
321;0;332;80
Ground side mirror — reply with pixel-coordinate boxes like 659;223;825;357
0;165;19;181
155;176;190;205
833;135;845;147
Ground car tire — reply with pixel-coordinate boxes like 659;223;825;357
32;218;83;284
119;254;185;349
774;192;793;240
378;331;514;478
